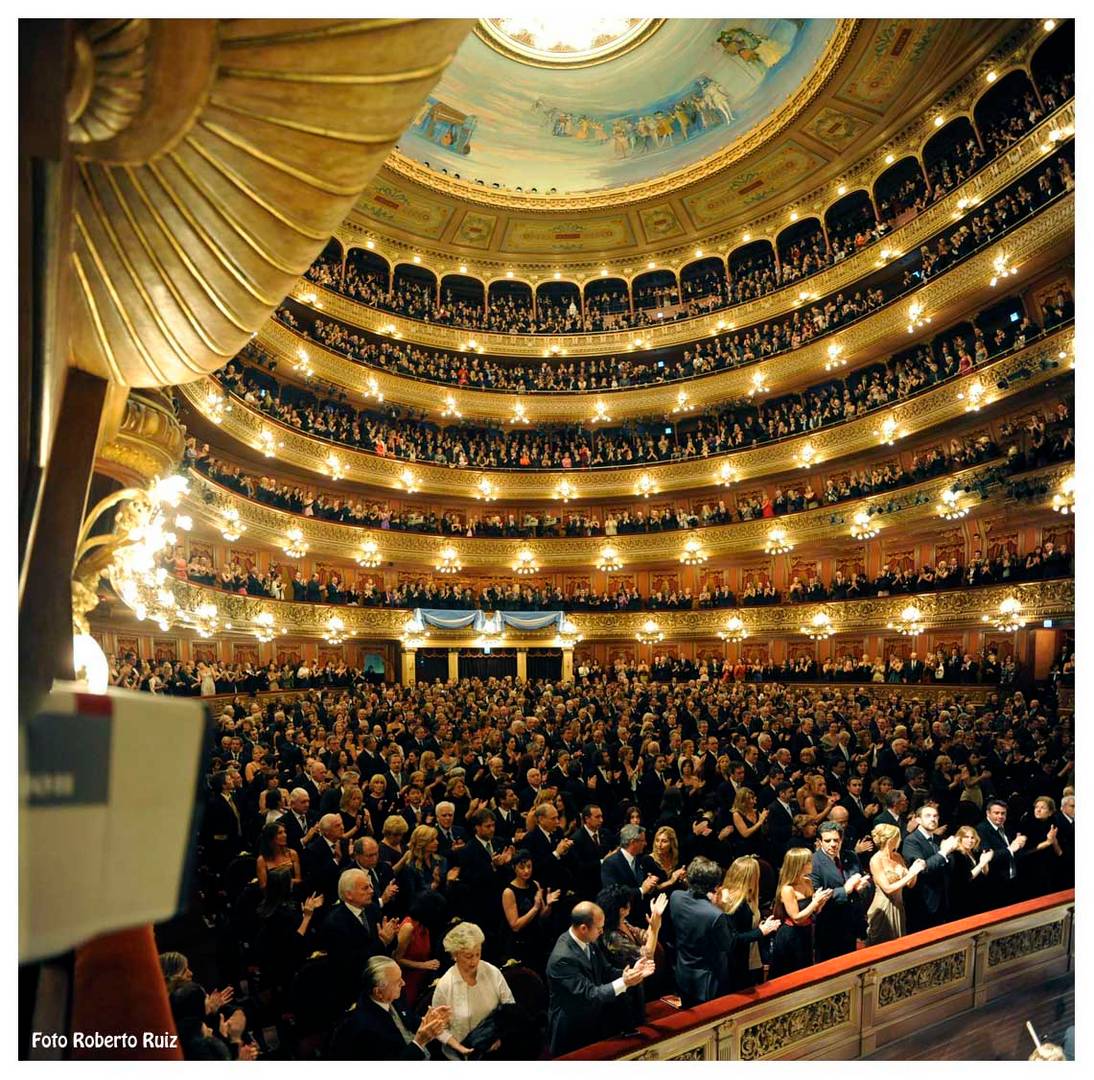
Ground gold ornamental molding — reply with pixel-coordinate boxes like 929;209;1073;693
97;388;186;486
332;99;1073;310
384;20;861;211
67;17;473;388
179;459;1073;570
102;576;1074;644
274;195;1075;416
183;327;1073;498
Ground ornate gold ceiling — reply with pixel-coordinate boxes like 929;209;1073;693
346;18;1038;265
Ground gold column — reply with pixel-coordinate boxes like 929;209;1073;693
516;649;528;681
562;648;574;683
448;649;459;683
401;648;416;687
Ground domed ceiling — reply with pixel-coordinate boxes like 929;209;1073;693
393;18;838;196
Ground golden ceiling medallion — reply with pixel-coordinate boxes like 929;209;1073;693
474;17;664;68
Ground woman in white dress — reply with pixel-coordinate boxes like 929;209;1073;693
199;662;216;697
430;922;515;1059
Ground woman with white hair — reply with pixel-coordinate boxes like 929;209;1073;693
430;921;515;1059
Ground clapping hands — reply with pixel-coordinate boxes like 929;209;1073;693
415;1005;452;1046
622;956;656;987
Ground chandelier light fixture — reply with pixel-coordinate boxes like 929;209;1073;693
475;476;497;501
364;375;384;402
801;610;835;640
715;461;738;487
749;369;769;396
635;472;657;499
796;442;819;469
875;415;903;446
888;604;926;636
435;544;462;574
192;602;220;639
1052;474;1075;515
292;347;314;378
679;536;708;565
510;400;529;424
324;614;349;645
220;507;245;542
824;343;846;372
957;378;987;412
718;614;747;643
671;388;693;414
765;526;793;555
205;387;231;424
983;596;1027;633
906;299;932;334
283;527;308;559
441;394;462;418
936;488;969;520
555;478;577;502
555;617;583;648
356;539;382;568
257;428;283;458
596;544;623;572
253;610;282;644
326;453;348;481
989;251;1018;287
636;618;664;645
591;400;612;424
401;613;429;649
513;548;539;575
399;467;420;494
849;509;880;540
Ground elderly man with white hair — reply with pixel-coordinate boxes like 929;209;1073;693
430;922;516;1059
303;813;345;902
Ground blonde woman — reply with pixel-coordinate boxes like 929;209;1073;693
648;826;687;893
948;824;993;918
866;823;926;944
720;856;780;990
394;824;455;903
731;788;769;858
769;848;833;978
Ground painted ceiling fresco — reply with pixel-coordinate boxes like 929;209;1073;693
394;18;839;195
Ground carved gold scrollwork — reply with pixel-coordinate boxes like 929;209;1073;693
987;920;1064;967
877;950;967;1007
739;990;851;1060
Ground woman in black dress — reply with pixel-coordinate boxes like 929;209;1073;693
719;856;781;991
500;850;558;970
252;866;324;992
768;848;832;980
1017;796;1064;899
948;825;994;918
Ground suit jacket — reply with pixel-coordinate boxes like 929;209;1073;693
600;850;651;892
809;850;868;960
976;820;1020;906
493;808;521;843
280;809;315;854
668;891;735;1006
546;931;637;1057
320;903;389;1008
900;828;952;930
569;826;611;900
524;826;574;893
762;800;795;867
327;997;429;1060
304;835;344;903
456;836;506;922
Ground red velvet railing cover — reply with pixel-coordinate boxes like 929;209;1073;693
560;890;1073;1060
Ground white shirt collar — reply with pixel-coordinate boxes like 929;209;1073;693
568;928;590;955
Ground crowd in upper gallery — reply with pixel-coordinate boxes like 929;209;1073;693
276;148;1073;396
184;397;1072;538
176;537;1072;613
297;71;1072;343
210;289;1069;474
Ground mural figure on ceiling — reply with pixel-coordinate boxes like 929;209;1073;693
396;19;835;193
533;76;735;158
412;96;477;156
717;25;797;71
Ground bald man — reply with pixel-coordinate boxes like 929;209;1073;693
546;901;654;1056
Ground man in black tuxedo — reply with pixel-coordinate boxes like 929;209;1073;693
1054;794;1074;890
328;955;450;1059
401;785;432;831
762;780;797;868
545;901;654;1057
900;802;960;931
320;869;399;1009
434;801;469;860
281;788;317;854
492;786;522;843
344;836;399;913
809;821;871;961
569;804;611;900
518;767;546;812
202;771;244;874
600;824;659;905
976;799;1028;908
304;813;346;904
873;790;909;832
843;776;877;842
523;802;576;896
455;809;513;938
299;760;328;808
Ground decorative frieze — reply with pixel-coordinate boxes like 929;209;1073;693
987;920;1065;967
739;990;851;1060
877;950;968;1007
